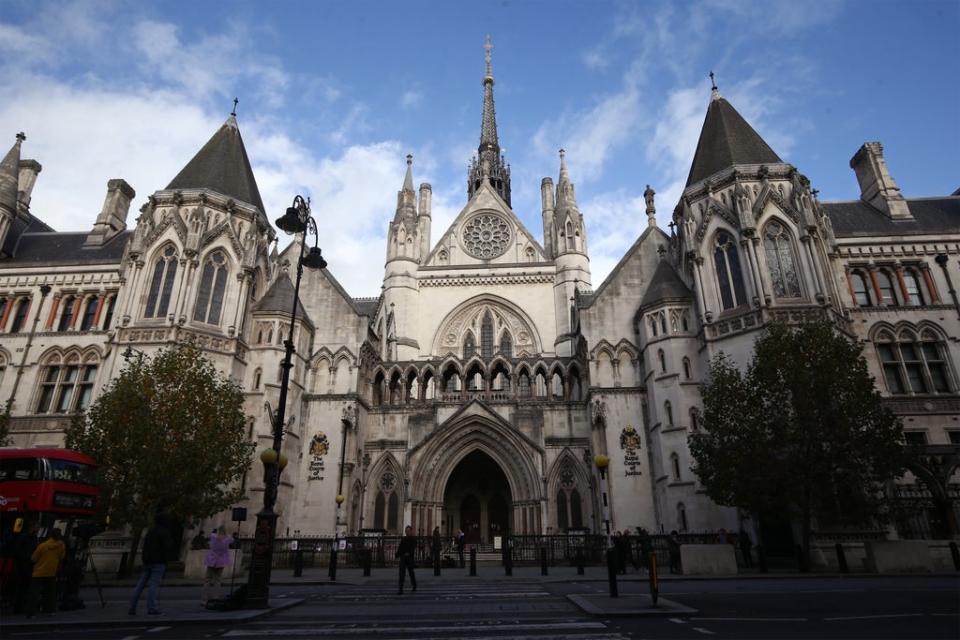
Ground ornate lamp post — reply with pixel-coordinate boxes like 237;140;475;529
594;454;612;547
245;195;327;608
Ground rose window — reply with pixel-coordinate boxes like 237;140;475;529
461;213;511;259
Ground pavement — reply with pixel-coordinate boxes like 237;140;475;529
1;565;957;639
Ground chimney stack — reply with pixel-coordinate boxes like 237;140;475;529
850;142;912;220
85;178;135;246
17;159;41;208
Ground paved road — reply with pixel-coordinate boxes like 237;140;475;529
2;575;957;639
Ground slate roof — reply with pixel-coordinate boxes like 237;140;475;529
165;115;265;212
253;275;305;313
639;258;693;309
2;230;130;266
823;197;960;237
686;96;783;187
1;211;54;258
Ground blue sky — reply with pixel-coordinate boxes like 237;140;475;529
1;0;957;296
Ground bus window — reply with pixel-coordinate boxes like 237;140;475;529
0;458;42;481
47;459;96;484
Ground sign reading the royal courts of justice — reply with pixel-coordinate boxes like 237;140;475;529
620;425;642;476
308;432;329;481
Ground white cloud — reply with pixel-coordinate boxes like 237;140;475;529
581;47;610;70
400;89;423;110
581;189;648;286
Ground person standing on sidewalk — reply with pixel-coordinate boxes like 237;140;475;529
396;525;417;595
455;529;465;568
12;523;39;614
26;528;65;617
201;526;234;606
128;512;175;616
431;526;442;569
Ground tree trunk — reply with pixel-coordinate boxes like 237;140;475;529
122;527;144;579
800;501;812;573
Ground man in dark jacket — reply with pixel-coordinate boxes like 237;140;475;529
396;525;417;595
128;512;176;615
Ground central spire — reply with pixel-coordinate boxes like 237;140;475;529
468;36;511;206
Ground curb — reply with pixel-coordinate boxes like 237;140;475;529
567;593;699;617
0;597;305;632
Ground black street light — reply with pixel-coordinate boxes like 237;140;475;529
245;195;326;608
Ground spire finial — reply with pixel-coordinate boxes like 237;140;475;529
644;184;657;227
709;71;721;101
403;154;414;192
231;98;238;117
16;132;26;143
484;35;493;79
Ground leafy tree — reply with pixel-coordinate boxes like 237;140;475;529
689;320;909;565
0;400;11;447
66;342;253;570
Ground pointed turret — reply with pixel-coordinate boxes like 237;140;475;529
394;154;417;221
551;148;591;354
467;36;512;206
554;149;586;256
166;113;266;213
387;155;421;262
685;78;782;187
0;133;23;217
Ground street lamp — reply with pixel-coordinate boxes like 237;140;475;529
594;454;612;547
245;195;327;608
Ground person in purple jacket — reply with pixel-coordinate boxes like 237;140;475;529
200;526;234;606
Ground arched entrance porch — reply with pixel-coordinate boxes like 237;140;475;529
442;450;511;544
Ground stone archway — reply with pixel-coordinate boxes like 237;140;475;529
443;450;512;544
406;401;545;537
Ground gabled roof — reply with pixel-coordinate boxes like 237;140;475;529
252;275;312;328
639;258;692;309
165;115;265;212
686;95;782;187
2;230;130;266
586;225;669;303
823;196;960;237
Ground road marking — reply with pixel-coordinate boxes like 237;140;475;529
668;617;686;624
224;621;609;636
823;613;924;621
692;617;809;622
692;628;716;636
119;636;140;640
932;613;960;617
147;627;171;633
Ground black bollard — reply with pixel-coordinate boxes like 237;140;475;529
540;546;548;576
648;552;659;606
293;548;304;577
757;544;768;573
576;552;585;576
835;543;848;574
504;539;513;577
329;547;338;581
469;546;477;576
433;548;441;576
950;541;960;572
362;548;371;577
605;547;619;598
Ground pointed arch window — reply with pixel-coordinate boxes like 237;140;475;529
463;333;476;359
194;250;229;324
713;231;747;310
556;490;569;530
9;298;30;333
876;270;898;306
570;488;583;528
664;401;674;427
876;329;952;395
763;221;801;298
517;370;531;398
481;311;494;358
102;295;116;330
677;502;688;531
850;271;872;307
145;245;178;318
79;296;99;331
903;270;924;306
682;357;691;380
35;353;98;414
58;296;76;332
670;452;681;480
499;332;513;358
657;349;666;374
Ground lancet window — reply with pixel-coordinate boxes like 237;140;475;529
713;231;747;310
763;221;801;298
194;250;228;324
145;244;178;319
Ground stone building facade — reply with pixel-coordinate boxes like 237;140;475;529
2;48;957;545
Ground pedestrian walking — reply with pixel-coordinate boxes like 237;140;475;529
668;530;682;574
26;528;65;617
455;529;465;568
622;528;639;572
201;526;234;606
638;527;653;573
738;528;753;568
12;523;39;614
431;526;442;567
396;525;417;595
128;512;176;616
613;530;627;574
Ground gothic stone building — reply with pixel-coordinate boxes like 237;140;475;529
2;50;958;544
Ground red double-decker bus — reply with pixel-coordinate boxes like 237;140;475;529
0;448;99;526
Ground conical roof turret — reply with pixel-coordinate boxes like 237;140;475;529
685;80;782;187
0;133;24;215
166;113;266;212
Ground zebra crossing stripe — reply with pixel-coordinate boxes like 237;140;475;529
224;621;609;636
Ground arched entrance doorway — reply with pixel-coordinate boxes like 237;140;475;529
443;450;511;544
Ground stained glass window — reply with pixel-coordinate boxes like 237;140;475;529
146;245;178;318
194;251;228;324
763;221;801;298
714;231;747;310
481;311;494;358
